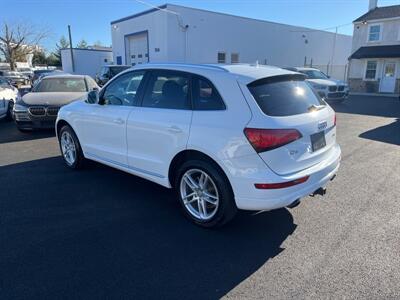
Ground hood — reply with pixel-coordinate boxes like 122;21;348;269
307;78;346;86
22;92;87;106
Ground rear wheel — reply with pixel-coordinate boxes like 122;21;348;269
59;125;85;169
175;160;237;228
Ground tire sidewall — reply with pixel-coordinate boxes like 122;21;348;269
175;159;236;228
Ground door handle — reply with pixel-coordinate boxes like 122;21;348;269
113;118;125;125
167;126;182;133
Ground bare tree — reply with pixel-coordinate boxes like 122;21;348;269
0;22;49;70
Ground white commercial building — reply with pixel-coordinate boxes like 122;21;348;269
111;4;352;79
61;47;113;77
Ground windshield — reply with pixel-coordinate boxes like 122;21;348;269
300;70;328;80
248;77;325;116
35;78;87;92
19;68;31;72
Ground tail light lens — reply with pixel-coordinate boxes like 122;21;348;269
244;128;302;153
334;113;337;126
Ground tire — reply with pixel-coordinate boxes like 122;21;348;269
58;125;85;169
6;101;14;121
175;159;237;228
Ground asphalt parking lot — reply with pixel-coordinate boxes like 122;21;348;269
0;95;399;299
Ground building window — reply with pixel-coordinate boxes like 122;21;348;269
231;53;239;64
368;24;381;42
217;52;226;64
365;60;377;79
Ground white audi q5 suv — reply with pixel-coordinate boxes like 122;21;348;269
56;63;341;227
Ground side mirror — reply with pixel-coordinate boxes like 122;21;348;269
87;90;99;104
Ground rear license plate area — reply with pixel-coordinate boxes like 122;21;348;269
310;131;326;152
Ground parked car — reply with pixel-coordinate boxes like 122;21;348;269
32;69;54;84
33;70;69;86
56;63;341;227
17;67;34;81
14;75;98;131
95;65;130;86
286;67;349;102
0;70;29;87
0;76;19;120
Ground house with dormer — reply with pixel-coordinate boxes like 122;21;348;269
349;0;400;94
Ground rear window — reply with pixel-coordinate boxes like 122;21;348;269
248;75;325;116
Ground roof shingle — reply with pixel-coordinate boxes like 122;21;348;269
349;45;400;59
354;5;400;22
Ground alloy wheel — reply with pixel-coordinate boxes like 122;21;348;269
180;168;220;221
60;131;77;166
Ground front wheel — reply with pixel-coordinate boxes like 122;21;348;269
6;101;14;121
59;125;85;169
175;160;237;228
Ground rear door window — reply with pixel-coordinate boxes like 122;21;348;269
192;76;225;110
248;75;325;116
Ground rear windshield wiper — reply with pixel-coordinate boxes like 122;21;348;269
308;104;325;112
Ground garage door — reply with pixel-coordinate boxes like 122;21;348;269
126;32;149;66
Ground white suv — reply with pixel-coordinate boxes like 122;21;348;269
56;63;341;227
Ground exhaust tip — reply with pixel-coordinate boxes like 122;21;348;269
310;187;327;197
287;198;301;209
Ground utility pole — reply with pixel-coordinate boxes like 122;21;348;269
68;25;75;73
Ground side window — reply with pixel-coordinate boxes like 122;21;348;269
142;71;190;110
217;52;226;63
192;76;225;110
102;71;145;106
99;67;107;77
368;24;381;42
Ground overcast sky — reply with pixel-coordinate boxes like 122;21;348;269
3;0;399;52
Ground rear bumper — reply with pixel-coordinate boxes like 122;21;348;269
227;144;341;211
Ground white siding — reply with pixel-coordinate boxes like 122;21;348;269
111;9;169;65
61;49;113;77
352;18;400;52
111;4;352;74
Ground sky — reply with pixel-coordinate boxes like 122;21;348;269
2;0;400;53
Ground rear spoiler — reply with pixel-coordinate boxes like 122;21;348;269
248;73;307;88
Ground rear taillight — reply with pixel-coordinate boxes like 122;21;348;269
334;113;337;126
244;128;302;153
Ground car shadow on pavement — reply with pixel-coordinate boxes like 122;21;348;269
359;118;400;146
0;120;55;144
0;157;296;299
330;95;400;118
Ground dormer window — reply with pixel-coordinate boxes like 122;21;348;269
368;24;381;42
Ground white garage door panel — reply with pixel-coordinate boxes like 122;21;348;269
127;33;149;66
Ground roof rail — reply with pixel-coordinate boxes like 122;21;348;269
143;62;229;72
